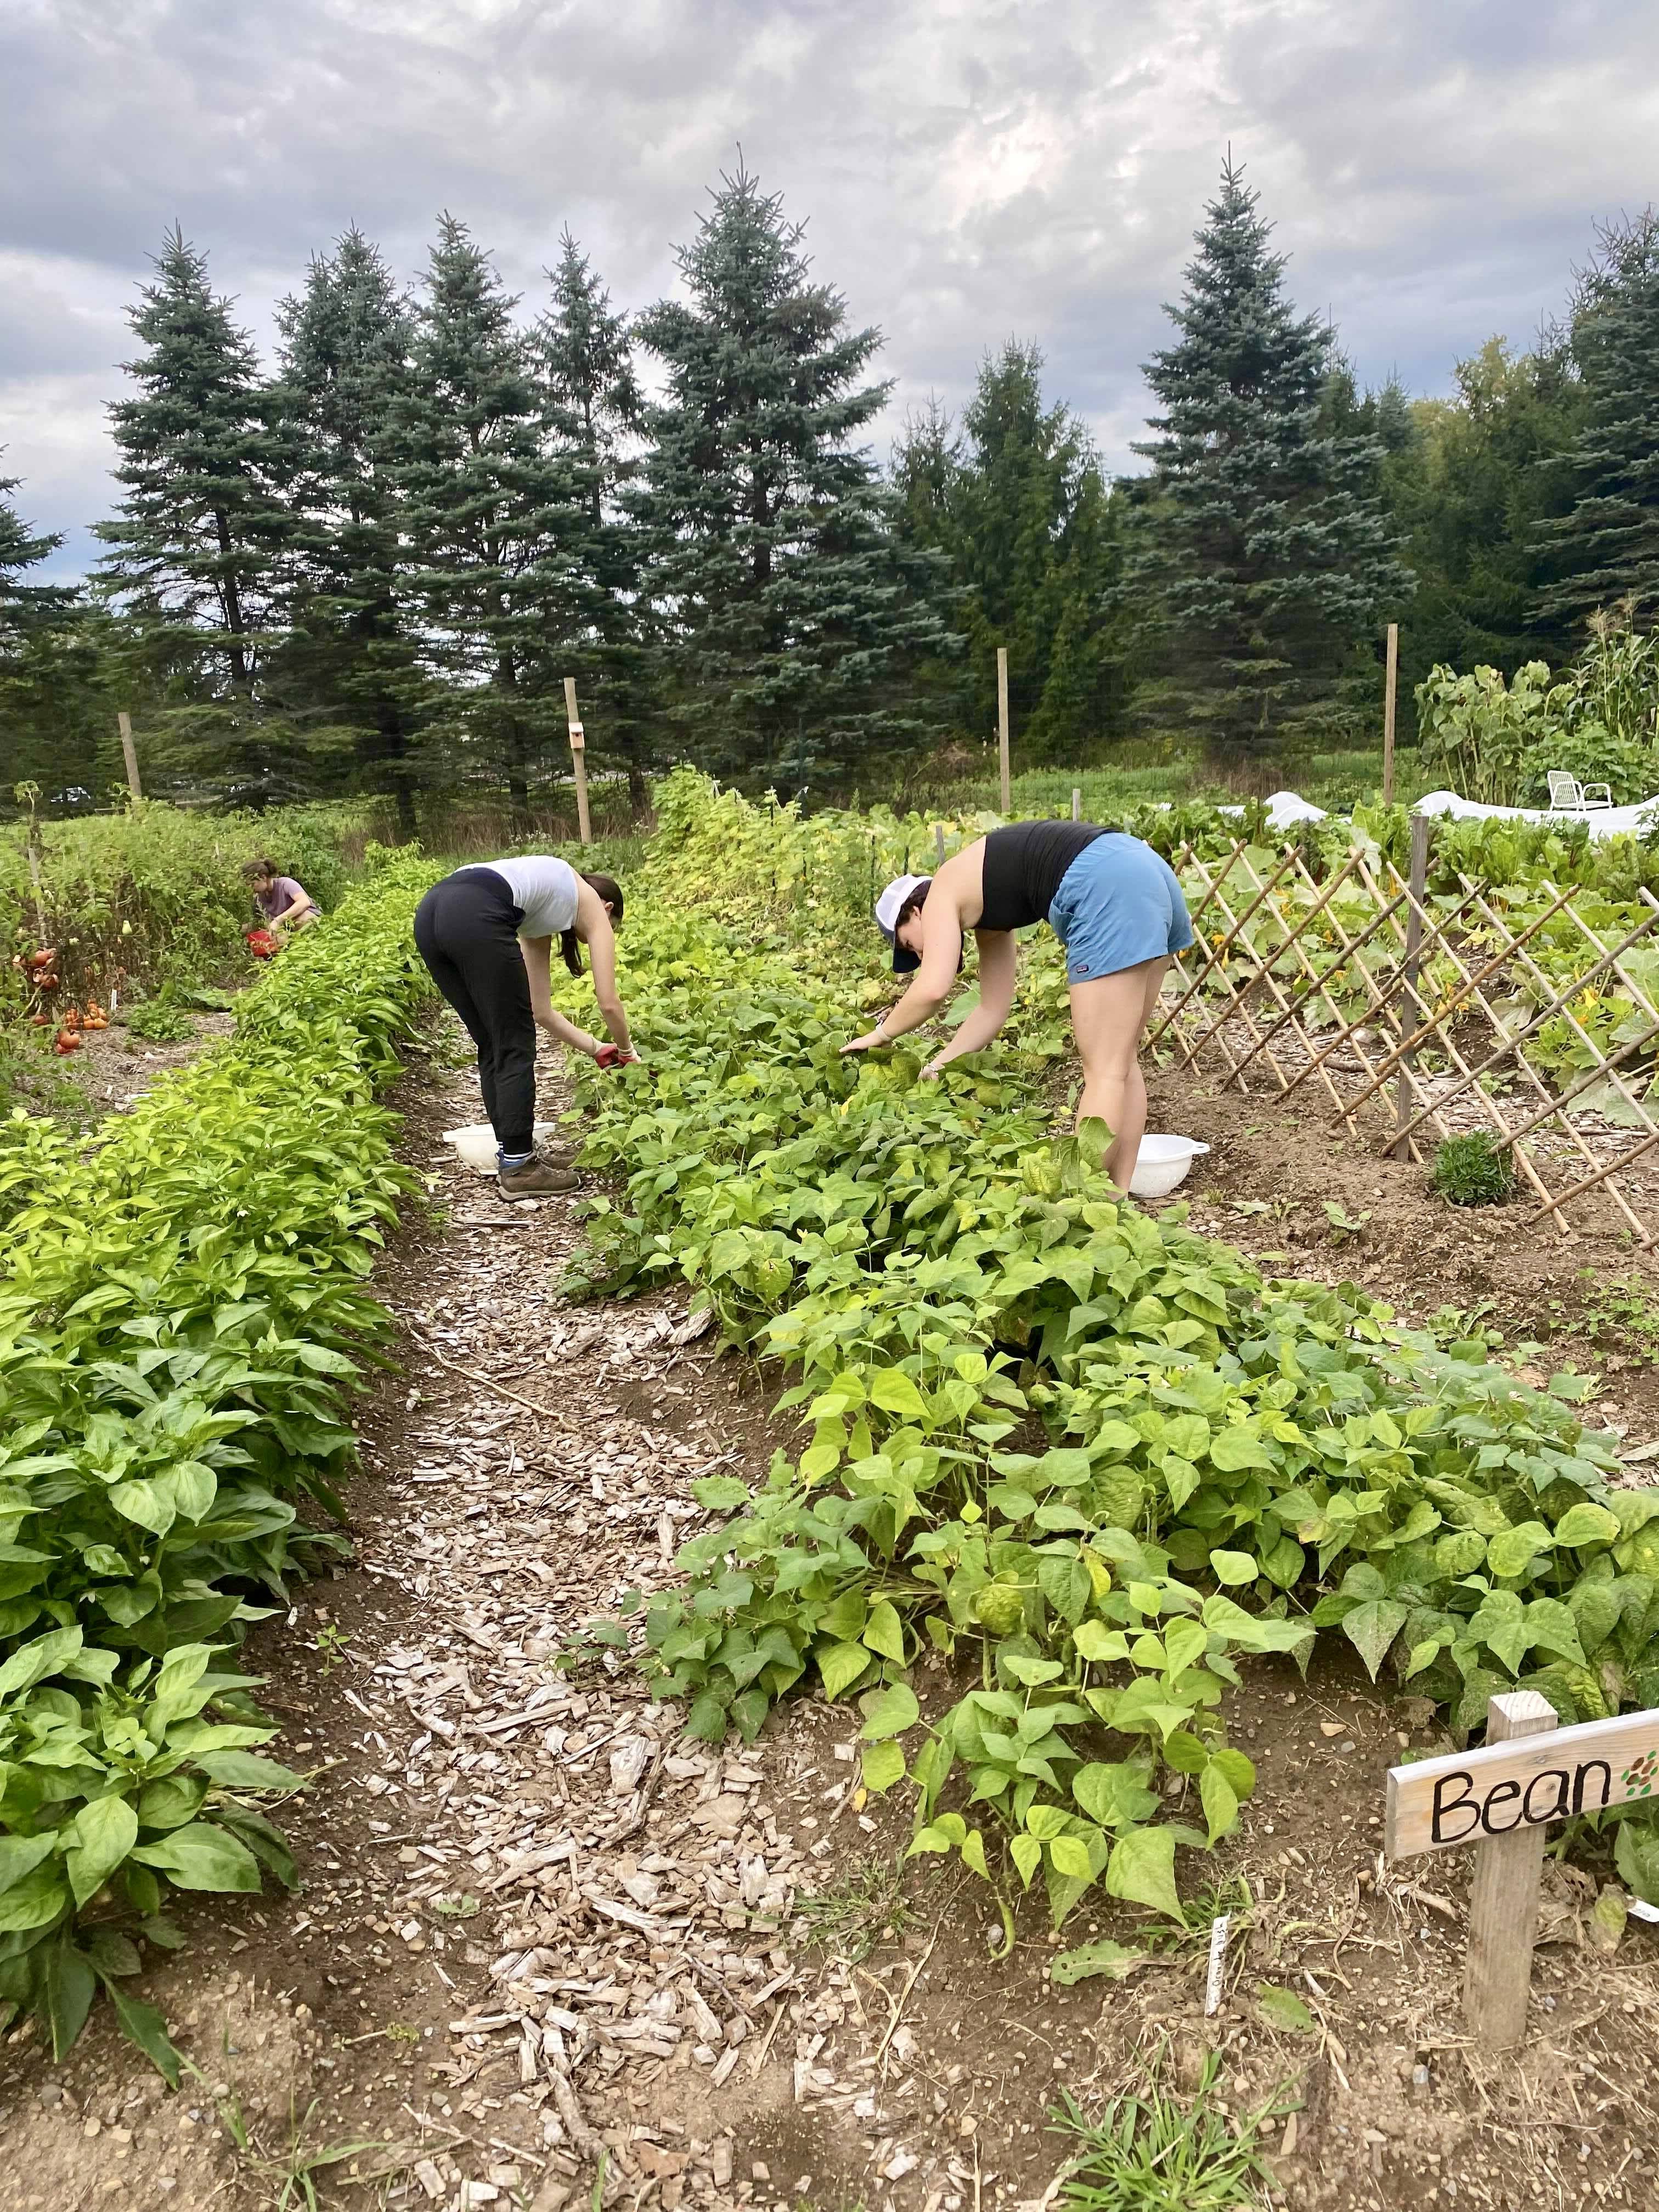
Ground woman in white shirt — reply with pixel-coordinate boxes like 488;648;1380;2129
414;855;637;1196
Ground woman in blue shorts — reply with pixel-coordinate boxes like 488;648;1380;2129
840;820;1192;1190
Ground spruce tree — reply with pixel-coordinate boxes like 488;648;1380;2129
1541;211;1659;628
0;465;109;796
1132;159;1411;752
393;215;600;824
273;228;424;832
94;229;293;791
632;161;953;787
895;345;1128;762
0;462;67;641
538;232;653;808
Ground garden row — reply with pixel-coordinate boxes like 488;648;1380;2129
0;851;438;2069
556;771;1659;1936
0;798;378;1055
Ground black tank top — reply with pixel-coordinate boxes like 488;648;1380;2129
977;821;1114;932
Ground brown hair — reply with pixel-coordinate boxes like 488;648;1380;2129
243;857;278;882
895;881;930;932
561;871;625;977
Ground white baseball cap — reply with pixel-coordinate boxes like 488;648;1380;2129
874;874;931;972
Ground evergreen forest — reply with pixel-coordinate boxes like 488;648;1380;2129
4;157;1659;820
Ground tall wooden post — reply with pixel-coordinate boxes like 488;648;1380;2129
997;647;1011;815
1393;811;1431;1158
561;677;592;847
117;712;142;800
1382;624;1400;809
1463;1691;1557;2049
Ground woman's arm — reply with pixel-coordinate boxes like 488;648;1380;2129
840;887;967;1053
576;883;635;1057
520;935;603;1057
919;929;1018;1074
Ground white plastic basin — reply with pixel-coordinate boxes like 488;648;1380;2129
1129;1134;1210;1198
442;1120;562;1173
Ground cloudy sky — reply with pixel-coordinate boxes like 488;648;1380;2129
3;0;1655;579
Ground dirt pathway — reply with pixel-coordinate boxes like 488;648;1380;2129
0;1028;959;2212
5;1029;1659;2212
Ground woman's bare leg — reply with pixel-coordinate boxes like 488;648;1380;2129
1069;957;1169;1190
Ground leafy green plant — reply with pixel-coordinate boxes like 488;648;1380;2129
554;774;1658;1940
0;853;438;2069
1048;2046;1286;2212
124;989;196;1043
1432;1133;1515;1206
0;797;372;1043
1322;1199;1370;1243
795;1851;917;1962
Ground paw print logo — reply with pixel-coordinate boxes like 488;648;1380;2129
1620;1749;1658;1798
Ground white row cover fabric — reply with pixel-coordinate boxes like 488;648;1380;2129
1216;788;1659;840
1412;788;1659;840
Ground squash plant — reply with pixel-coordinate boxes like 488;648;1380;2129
559;775;1658;1929
0;851;439;2069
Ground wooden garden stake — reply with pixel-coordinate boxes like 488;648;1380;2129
1386;1695;1659;2051
997;647;1011;814
1392;811;1431;1157
1462;1691;1558;2049
1382;624;1398;809
1071;786;1081;822
561;676;591;847
117;711;142;799
934;824;946;868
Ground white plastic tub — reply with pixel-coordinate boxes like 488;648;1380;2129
442;1120;562;1173
1129;1134;1210;1198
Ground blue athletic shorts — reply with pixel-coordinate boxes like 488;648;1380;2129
1046;834;1194;985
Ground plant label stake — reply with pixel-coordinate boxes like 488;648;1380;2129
1382;623;1398;809
1203;1912;1231;2016
562;676;592;846
118;710;142;799
997;646;1011;814
1386;1692;1659;2049
1071;785;1081;822
934;824;946;868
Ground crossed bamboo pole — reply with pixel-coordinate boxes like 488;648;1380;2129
1159;833;1659;1247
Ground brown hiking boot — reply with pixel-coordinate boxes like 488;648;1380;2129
497;1154;580;1199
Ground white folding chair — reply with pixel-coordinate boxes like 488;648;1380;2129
1545;770;1613;815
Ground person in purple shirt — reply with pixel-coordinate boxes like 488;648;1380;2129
244;858;321;935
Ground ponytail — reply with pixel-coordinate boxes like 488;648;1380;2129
563;871;625;977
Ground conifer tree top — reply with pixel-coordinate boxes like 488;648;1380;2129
1137;155;1334;458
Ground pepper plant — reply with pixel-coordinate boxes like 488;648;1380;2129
0;850;439;2068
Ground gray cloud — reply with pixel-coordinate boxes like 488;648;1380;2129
2;0;1655;579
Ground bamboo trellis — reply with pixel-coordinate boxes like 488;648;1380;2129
1147;833;1659;1246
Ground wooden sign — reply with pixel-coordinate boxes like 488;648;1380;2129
1385;1701;1659;1859
1386;1691;1659;2051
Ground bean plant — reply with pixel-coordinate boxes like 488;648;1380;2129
558;772;1659;1931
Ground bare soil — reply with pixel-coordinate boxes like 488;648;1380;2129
2;1028;1658;2212
47;1005;240;1121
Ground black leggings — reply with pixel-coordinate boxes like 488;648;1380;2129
414;870;537;1155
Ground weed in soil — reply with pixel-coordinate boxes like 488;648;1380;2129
797;1853;919;1964
1431;1132;1516;1206
1049;2043;1286;2212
